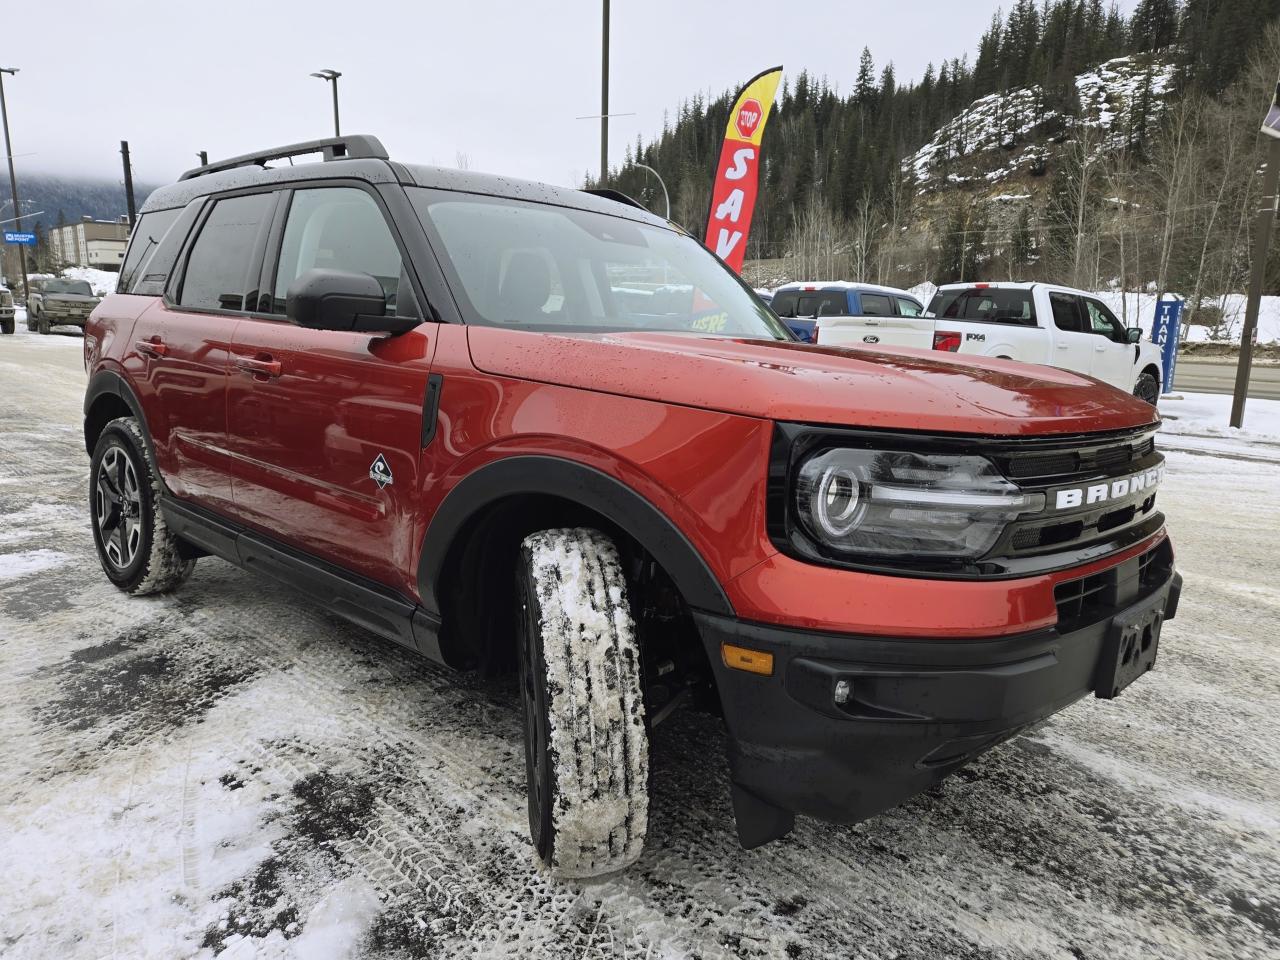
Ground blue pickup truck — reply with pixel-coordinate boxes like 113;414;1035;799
769;281;925;343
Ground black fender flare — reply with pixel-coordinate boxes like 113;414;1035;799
83;369;156;464
416;455;734;620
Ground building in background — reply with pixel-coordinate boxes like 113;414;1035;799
48;216;131;271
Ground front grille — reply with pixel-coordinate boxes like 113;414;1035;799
1054;539;1173;629
999;433;1155;482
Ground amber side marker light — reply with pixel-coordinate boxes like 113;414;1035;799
721;642;774;676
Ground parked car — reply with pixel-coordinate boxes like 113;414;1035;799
770;281;925;343
0;286;13;335
29;278;101;334
817;281;1164;404
83;135;1180;878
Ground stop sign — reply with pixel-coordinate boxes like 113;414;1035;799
735;98;763;139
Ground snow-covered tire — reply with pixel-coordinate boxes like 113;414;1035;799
1134;371;1160;406
89;417;195;595
516;528;649;878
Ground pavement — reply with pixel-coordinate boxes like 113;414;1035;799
1;327;1277;960
1174;358;1280;401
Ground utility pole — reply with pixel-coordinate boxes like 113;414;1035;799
0;66;29;306
1234;75;1280;428
310;69;342;137
600;0;609;185
1231;138;1280;428
120;140;137;227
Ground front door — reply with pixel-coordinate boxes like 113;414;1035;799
224;184;436;591
1082;297;1135;390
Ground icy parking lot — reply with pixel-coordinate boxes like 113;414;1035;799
1;328;1278;960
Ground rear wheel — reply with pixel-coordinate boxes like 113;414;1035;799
1134;371;1160;406
89;417;194;595
516;528;649;877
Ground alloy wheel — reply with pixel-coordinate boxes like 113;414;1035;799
95;446;143;569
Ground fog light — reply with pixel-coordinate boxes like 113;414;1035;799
833;679;851;705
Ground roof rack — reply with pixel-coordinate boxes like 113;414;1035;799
178;135;388;181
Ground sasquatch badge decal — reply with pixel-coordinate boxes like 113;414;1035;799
369;454;394;490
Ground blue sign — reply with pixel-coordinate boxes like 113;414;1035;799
3;231;35;246
1152;297;1184;394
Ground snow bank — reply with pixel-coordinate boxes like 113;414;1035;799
1094;291;1280;345
1159;391;1280;442
61;266;119;297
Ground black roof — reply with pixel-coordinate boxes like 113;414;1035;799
141;134;666;228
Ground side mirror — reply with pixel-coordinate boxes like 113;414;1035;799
1126;327;1142;344
286;268;417;335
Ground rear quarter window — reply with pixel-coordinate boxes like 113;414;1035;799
118;208;181;294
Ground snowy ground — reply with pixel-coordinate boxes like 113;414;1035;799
1;327;1278;960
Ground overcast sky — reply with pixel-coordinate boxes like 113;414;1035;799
7;0;1141;187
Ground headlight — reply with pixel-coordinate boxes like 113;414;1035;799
796;449;1044;559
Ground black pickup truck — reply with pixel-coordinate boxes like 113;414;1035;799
28;279;101;334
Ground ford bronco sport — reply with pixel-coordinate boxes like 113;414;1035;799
83;136;1181;878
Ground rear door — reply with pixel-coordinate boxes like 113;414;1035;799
223;182;437;590
1045;291;1096;375
1081;297;1135;389
130;190;277;514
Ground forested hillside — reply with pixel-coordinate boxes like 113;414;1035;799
607;0;1280;332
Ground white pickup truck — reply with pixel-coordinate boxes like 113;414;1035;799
815;281;1164;404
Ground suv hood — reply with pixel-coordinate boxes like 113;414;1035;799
467;328;1158;435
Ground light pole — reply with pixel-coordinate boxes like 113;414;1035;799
633;163;670;219
310;69;342;137
600;0;609;185
0;66;29;306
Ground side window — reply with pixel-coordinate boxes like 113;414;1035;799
1085;299;1126;343
118;208;180;294
895;297;923;317
272;186;416;318
178;193;273;311
1049;293;1083;333
860;293;892;316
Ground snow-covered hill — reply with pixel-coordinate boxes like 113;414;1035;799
906;53;1176;194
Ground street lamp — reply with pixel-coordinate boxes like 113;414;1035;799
633;163;671;220
0;66;29;306
310;69;343;138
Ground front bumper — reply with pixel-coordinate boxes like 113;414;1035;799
695;567;1181;848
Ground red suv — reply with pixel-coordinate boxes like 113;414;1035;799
84;136;1181;877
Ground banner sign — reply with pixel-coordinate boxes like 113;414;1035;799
1262;78;1280;139
704;65;782;274
1152;297;1184;394
3;231;36;246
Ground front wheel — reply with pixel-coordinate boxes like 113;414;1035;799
516;528;649;878
89;417;195;594
1134;371;1160;406
0;317;12;335
37;314;50;335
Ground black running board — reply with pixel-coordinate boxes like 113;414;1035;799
160;497;444;662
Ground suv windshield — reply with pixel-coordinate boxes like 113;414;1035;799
928;288;1033;324
409;189;789;339
43;280;94;296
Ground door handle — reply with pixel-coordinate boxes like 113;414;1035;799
1094;344;1107;352
1056;343;1068;350
234;355;282;378
135;338;168;358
